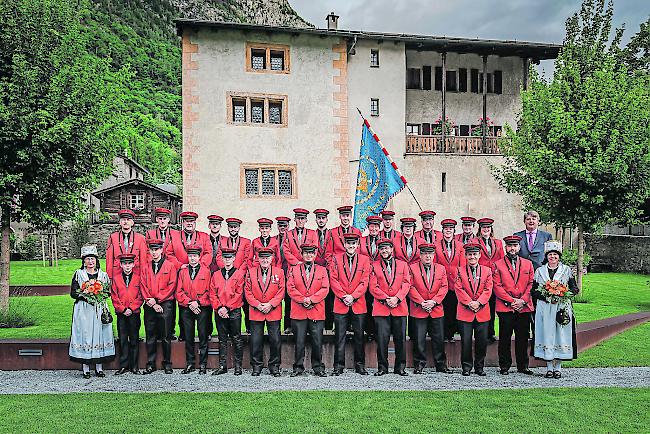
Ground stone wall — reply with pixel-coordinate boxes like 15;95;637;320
585;233;650;274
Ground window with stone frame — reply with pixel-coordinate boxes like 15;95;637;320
232;98;246;123
228;93;287;127
246;42;290;73
241;164;297;198
251;100;264;123
370;98;380;116
370;49;379;67
244;170;259;195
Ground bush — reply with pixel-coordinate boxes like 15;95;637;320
16;234;41;260
71;218;90;255
0;288;36;329
562;248;591;268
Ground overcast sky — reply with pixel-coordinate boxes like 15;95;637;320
291;0;648;46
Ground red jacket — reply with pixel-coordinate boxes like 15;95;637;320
476;236;504;268
110;272;143;314
436;237;466;288
455;233;476;245
492;256;534;313
287;263;330;320
165;230;213;270
208;234;224;273
380;229;401;241
175;265;212;307
326;226;362;259
315;228;334;266
274;233;289;271
359;235;381;263
219;236;252;271
394;234;421;265
145;227;178;252
369;258;411;317
140;258;177;303
105;231;148;280
249;236;281;268
282;228;318;266
454;264;493;322
328;253;371;314
415;229;443;245
244;266;286;322
408;262;448;318
209;267;246;310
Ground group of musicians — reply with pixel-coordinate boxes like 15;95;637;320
105;206;546;377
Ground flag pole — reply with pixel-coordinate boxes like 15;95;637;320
356;108;423;212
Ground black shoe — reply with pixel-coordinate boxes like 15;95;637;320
355;367;368;375
314;370;327;377
283;328;292;335
437;367;453;374
234;367;243;376
290;370;305;377
488;335;497;343
82;372;91;379
518;368;534;375
245;329;250;335
475;370;487;376
115;367;129;376
545;371;554;378
143;366;156;375
94;370;105;378
199;365;207;375
171;335;178;341
269;369;281;377
181;365;195;374
138;337;144;342
446;336;455;343
553;371;562;379
331;369;343;376
164;366;173;374
395;370;409;376
462;371;471;376
213;366;228;375
374;369;387;376
130;368;141;375
500;369;509;375
251;370;261;377
413;367;423;374
366;334;375;342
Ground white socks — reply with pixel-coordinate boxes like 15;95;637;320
95;363;103;372
82;364;90;374
553;360;562;372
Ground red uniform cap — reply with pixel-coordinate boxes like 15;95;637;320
464;241;482;253
257;247;275;258
377;238;394;248
343;233;360;242
418;243;436;253
337;205;353;214
184;244;202;255
147;238;164;249
154;208;172;217
275;216;290;226
460;216;477;224
300;243;317;252
293;208;309;217
221;248;237;258
477;218;494;227
313;208;330;216
440;218;457;227
118;253;136;263
180;211;198;221
257;218;273;227
366;215;382;225
400;217;417;226
207;214;223;223
503;235;522;245
381;210;395;218
118;209;136;219
226;217;242;226
419;210;436;219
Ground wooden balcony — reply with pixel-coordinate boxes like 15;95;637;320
405;135;505;155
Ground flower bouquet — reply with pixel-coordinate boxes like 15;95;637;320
541;280;574;325
77;279;113;324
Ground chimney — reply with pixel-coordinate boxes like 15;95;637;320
326;12;339;30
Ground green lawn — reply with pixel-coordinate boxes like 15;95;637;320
0;388;647;433
10;259;105;286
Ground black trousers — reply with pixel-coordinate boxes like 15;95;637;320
242;299;250;332
116;312;141;369
497;311;531;371
488;294;497;337
144;301;174;368
458;319;489;373
215;308;243;368
364;291;375;337
412;316;447;370
283;292;292;331
249;320;282;371
169;299;179;339
179;306;212;366
374;315;407;373
334;312;366;369
292;319;325;372
324;291;335;330
442;291;458;339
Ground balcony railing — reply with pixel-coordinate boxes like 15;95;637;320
405;135;506;155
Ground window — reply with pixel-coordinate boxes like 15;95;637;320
406;123;421;135
434;66;442;91
129;191;145;210
494;70;503;94
470;68;479;93
441;172;447;193
422;65;432;90
246;42;290;73
370;98;380;116
421;123;430;135
487;73;494;93
241;164;297;198
370;49;379;67
459;68;468;92
446;70;457;92
406;68;421;89
459;125;470;136
227;92;288;127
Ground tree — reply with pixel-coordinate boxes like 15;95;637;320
493;0;650;291
0;0;127;309
618;16;650;73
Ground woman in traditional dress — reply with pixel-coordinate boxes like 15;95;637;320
532;240;579;378
69;245;115;378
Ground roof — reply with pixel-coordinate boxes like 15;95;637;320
92;179;182;199
119;155;150;175
175;19;561;60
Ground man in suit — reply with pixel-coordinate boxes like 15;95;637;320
395;217;420;266
207;214;224;273
380;210;400;241
282;208;318;266
514;211;552;270
105;209;147;280
415;210;442;244
250;218;281;268
313;209;332;267
145;207;177;252
455;216;477;245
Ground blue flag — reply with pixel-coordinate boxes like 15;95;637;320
353;123;406;230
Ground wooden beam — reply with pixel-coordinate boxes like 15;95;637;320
523;57;530;90
441;52;447;151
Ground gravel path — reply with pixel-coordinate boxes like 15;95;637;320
0;367;648;394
